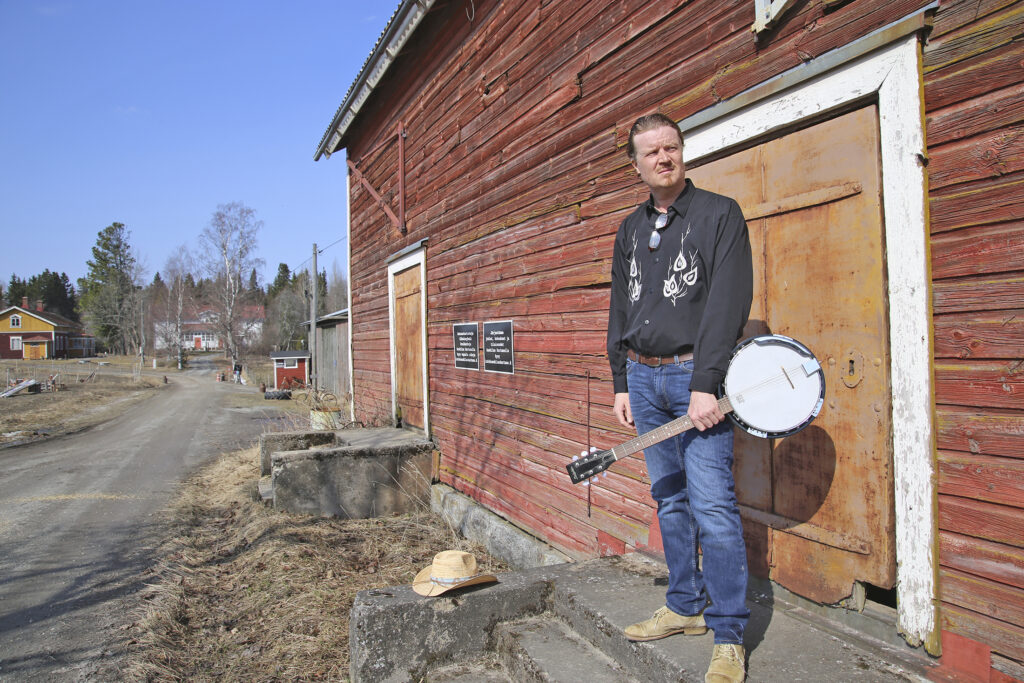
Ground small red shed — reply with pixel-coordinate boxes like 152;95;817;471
270;350;310;390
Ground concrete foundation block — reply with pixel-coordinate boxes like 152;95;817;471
271;435;433;518
349;565;570;683
431;484;571;569
258;429;337;476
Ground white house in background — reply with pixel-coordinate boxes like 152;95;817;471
154;305;265;353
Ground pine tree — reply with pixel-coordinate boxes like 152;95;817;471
267;263;291;300
7;274;27;307
77;222;142;354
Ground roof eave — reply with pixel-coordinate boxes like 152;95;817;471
314;0;436;161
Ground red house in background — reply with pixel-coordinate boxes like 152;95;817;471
0;297;94;360
270;350;310;390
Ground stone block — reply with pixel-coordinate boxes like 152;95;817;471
271;438;433;518
349;565;568;683
258;429;337;476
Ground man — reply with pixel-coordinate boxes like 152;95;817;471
607;113;753;683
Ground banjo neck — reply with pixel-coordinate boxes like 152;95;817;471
568;335;826;485
611;395;735;461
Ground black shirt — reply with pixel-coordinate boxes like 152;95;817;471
607;179;753;395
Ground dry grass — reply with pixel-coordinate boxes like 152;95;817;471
123;446;506;682
0;363;163;444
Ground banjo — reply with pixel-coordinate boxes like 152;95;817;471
566;334;826;485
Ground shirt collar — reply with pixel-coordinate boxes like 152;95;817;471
645;178;696;219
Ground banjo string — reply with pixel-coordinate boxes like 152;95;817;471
731;363;810;402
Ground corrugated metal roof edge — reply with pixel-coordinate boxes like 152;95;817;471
314;0;436;161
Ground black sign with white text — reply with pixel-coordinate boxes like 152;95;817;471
453;323;479;370
483;320;514;374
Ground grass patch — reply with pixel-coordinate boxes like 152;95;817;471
124;446;506;681
1;364;163;444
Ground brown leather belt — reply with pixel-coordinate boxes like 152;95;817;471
627;349;694;367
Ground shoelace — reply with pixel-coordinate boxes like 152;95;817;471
715;645;743;663
653;606;674;623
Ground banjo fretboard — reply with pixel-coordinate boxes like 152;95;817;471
610;395;735;461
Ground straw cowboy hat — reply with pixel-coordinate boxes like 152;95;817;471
412;550;498;597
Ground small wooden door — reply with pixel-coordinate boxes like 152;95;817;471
393;264;425;430
687;106;895;604
24;342;46;360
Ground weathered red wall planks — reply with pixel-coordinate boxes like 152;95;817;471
337;0;1024;667
926;0;1024;660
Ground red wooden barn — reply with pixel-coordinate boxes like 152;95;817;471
315;1;1024;678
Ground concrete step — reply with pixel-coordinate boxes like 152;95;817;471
421;653;511;682
549;555;933;683
495;616;639;683
349;556;937;683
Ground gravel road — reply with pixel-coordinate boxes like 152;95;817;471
0;357;286;681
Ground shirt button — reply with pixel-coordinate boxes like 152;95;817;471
644;320;650;325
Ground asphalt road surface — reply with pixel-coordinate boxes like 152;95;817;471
0;357;286;681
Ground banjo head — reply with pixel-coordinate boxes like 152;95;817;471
723;334;826;439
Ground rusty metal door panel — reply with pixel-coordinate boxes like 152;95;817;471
394;265;424;429
686;106;895;605
688;147;772;515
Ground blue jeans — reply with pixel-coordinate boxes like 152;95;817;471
627;359;749;645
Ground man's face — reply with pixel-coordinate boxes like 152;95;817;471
631;126;685;195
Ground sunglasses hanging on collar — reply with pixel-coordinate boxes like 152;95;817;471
649;210;671;250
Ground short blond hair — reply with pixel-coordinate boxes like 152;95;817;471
627;113;684;161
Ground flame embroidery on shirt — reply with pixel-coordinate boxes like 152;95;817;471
663;223;699;305
628;233;642;304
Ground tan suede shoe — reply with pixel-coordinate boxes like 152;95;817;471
705;643;746;682
623;606;707;641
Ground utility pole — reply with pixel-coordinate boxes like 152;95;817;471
309;243;318;391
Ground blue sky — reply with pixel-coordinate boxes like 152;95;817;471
0;0;399;290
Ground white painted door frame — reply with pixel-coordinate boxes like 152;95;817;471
387;247;430;437
680;33;936;650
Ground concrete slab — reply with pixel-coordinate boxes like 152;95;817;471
258;429;336;476
271;436;433;518
496;616;638;683
350;555;939;683
421;654;510;682
553;555;934;683
349;564;570;683
336;427;431;449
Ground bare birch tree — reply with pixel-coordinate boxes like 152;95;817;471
197;203;265;362
157;245;195;368
325;258;349;313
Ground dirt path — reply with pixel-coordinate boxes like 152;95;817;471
0;358;288;681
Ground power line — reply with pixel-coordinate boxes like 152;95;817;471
287;235;347;274
317;235;347;254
